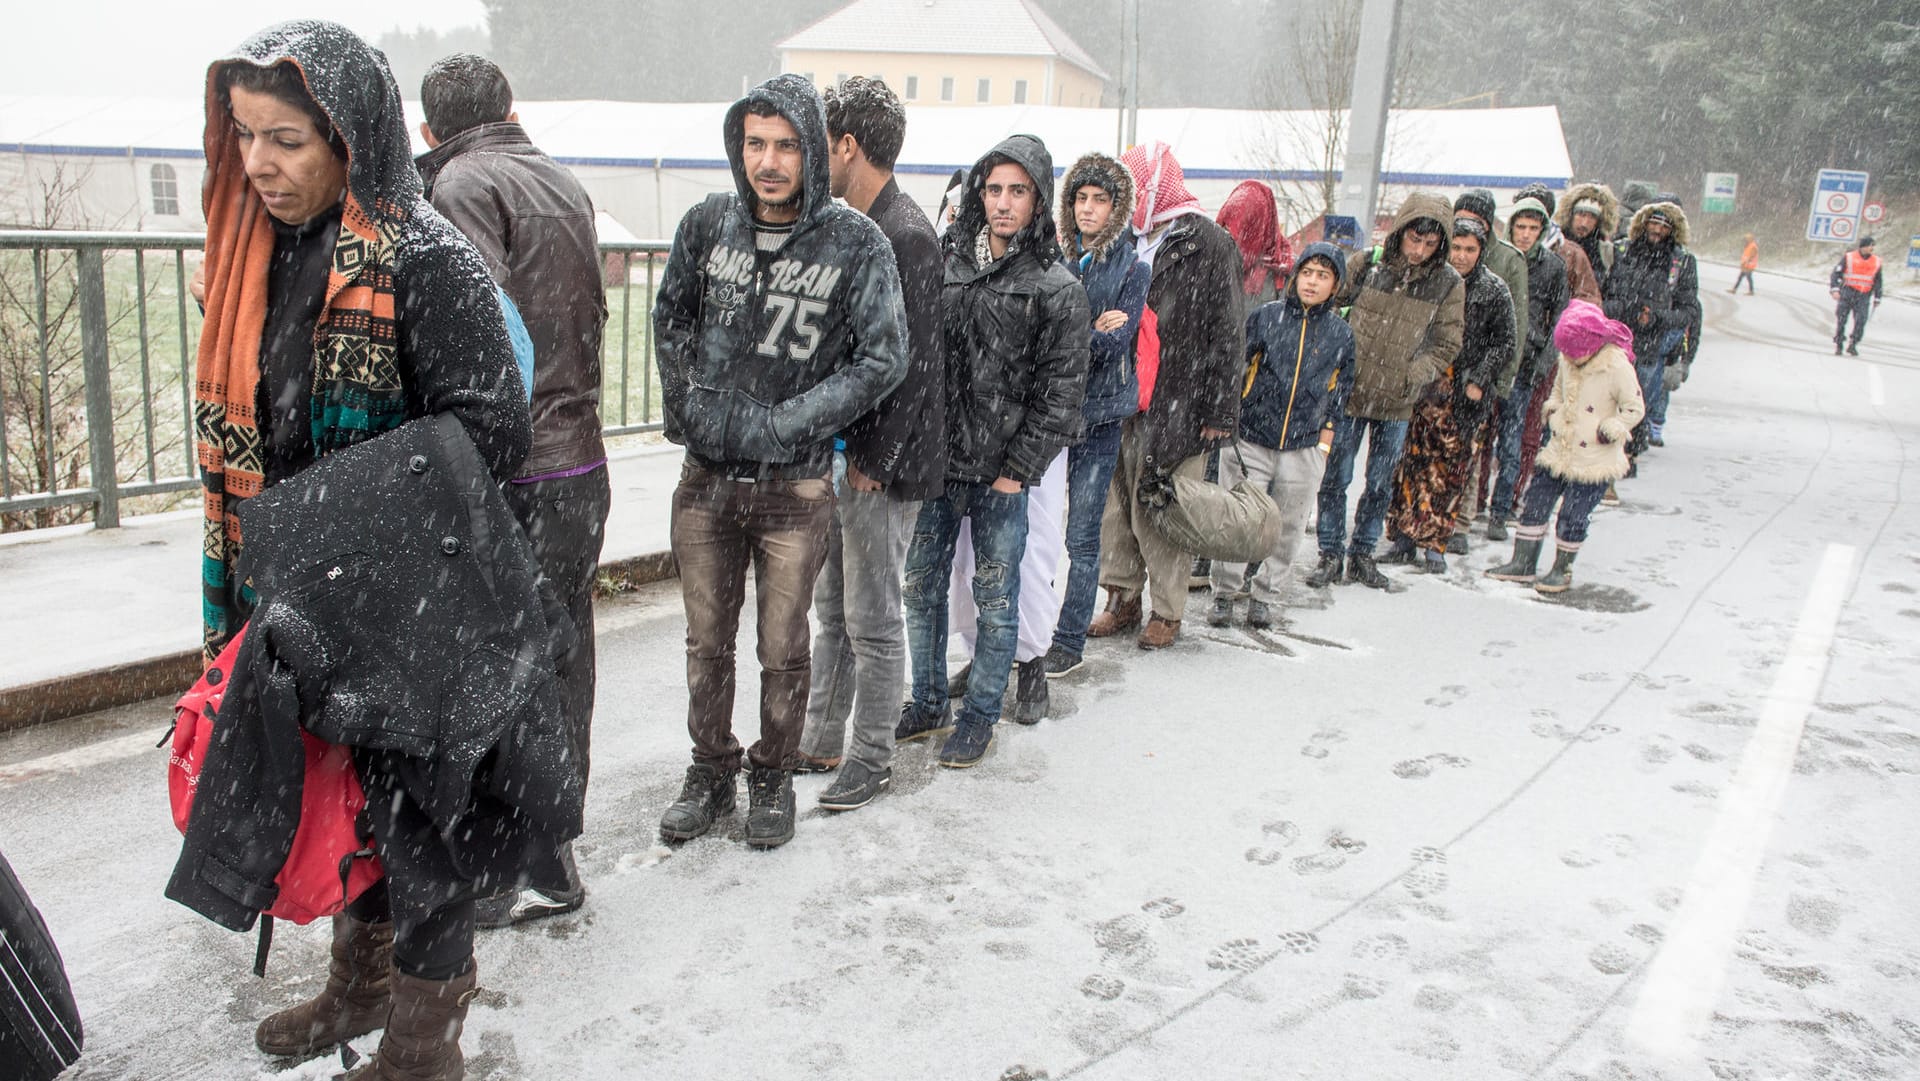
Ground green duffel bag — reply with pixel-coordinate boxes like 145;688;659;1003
1137;450;1282;564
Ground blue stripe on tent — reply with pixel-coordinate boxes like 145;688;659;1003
6;143;203;159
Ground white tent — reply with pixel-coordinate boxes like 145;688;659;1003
2;95;1573;237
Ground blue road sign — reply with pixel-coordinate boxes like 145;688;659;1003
1806;169;1869;243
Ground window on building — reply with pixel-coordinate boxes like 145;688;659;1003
1014;80;1028;105
904;75;919;100
977;78;991;103
150;163;179;216
835;72;848;87
940;76;954;102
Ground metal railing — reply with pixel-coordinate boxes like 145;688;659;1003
0;230;672;530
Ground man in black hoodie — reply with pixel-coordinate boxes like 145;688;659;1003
792;77;944;812
416;53;607;928
652;74;908;849
896;134;1089;769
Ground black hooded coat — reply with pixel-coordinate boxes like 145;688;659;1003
652;74;908;479
939;134;1091;485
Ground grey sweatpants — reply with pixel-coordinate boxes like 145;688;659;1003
1211;440;1326;604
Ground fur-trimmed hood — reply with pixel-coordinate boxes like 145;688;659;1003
1553;182;1619;237
1627;201;1690;247
1059;152;1134;259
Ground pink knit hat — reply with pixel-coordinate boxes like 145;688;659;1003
1554;299;1635;362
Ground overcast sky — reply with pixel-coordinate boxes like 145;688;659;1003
0;1;487;97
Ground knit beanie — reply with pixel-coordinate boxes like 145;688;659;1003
1554;299;1635;363
1516;182;1556;217
1452;215;1488;241
1453;188;1497;224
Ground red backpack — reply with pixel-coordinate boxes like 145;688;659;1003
168;626;383;928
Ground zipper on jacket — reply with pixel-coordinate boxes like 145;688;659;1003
1277;310;1311;448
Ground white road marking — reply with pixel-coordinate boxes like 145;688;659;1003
1867;362;1885;407
0;728;164;786
1626;543;1856;1060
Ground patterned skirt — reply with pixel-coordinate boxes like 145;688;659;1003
1389;397;1484;551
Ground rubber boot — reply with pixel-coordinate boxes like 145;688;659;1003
255;915;393;1058
1534;547;1577;594
342;962;479;1081
1484;538;1543;582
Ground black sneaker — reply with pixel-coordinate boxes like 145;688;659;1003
946;663;970;699
1246;600;1275;629
1485;516;1509;542
1445;533;1468;556
1041;645;1083;678
659;762;737;842
1422;550;1448;574
744;767;796;848
476;884;585;928
1847;343;1860;356
1303;551;1344;588
1345;552;1389;589
1378;536;1417;565
937;720;994;768
817;762;892;811
1011;660;1048;725
1207;594;1234;626
895;700;952;743
1189;556;1212;589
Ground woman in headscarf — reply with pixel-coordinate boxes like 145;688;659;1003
182;21;533;1079
1381;214;1512;574
1216;179;1294;321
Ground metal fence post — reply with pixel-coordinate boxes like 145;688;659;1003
76;247;119;529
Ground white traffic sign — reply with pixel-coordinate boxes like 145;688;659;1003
1807;169;1868;242
1863;202;1886;224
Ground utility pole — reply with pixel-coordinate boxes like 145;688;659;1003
1124;0;1141;148
1338;0;1402;230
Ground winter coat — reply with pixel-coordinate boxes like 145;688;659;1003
1136;213;1245;465
1554;182;1619;288
1602;203;1701;368
1536;344;1645;483
417;121;609;478
1060;152;1150;429
1239;241;1355;452
1548;225;1602;305
653;74;908;479
1440;261;1513;434
842;177;946;500
1478;234;1529;396
940;134;1090;485
167;414;578;931
1338;192;1466;423
1520;240;1571;387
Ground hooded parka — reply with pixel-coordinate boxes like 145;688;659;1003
1554;182;1620;289
652;74;909;479
1060;152;1150;429
1338;192;1466;423
1536;345;1645;483
1602;202;1701;368
940;134;1090;485
1238;242;1355;452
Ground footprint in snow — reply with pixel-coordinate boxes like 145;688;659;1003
1292;852;1347;875
1207;938;1268;973
1141;897;1185;920
1078;974;1124;1001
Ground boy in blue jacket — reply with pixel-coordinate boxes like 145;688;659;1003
1210;242;1355;627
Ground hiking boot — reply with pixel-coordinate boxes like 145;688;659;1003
255;914;392;1058
658;762;737;842
1303;551;1344;588
1246;600;1275;629
1189;556;1212;589
339;962;477;1081
1485;516;1509;542
744;767;796;848
1446;532;1469;556
1345;552;1389;589
1207;594;1234;626
1042;644;1083;678
475;843;584;929
1138;614;1181;650
1422;550;1448;574
1378;535;1417;566
1534;547;1578;594
1834;341;1844;356
817;762;892;812
1847;342;1860;356
1011;660;1048;725
895;700;952;744
1485;538;1543;582
1087;589;1142;638
788;751;841;774
937;719;994;768
946;662;970;699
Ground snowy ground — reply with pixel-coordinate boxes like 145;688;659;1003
3;263;1917;1080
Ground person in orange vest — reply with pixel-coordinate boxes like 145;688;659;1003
1730;233;1758;295
1830;236;1883;355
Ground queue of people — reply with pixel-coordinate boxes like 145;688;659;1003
170;23;1705;1078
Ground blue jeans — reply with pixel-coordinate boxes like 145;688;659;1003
905;480;1029;728
1641;327;1683;427
1051;419;1123;658
1316;414;1409;556
1514;467;1607;547
1489;378;1533;520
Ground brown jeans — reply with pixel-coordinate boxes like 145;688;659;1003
670;460;833;772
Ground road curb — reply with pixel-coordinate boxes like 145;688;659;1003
0;549;680;734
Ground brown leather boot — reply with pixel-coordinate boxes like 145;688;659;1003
1086;589;1141;638
1137;614;1181;650
343;961;479;1081
255;914;393;1058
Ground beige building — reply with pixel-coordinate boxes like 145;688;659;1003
778;0;1109;108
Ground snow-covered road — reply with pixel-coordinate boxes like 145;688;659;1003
4;261;1917;1080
